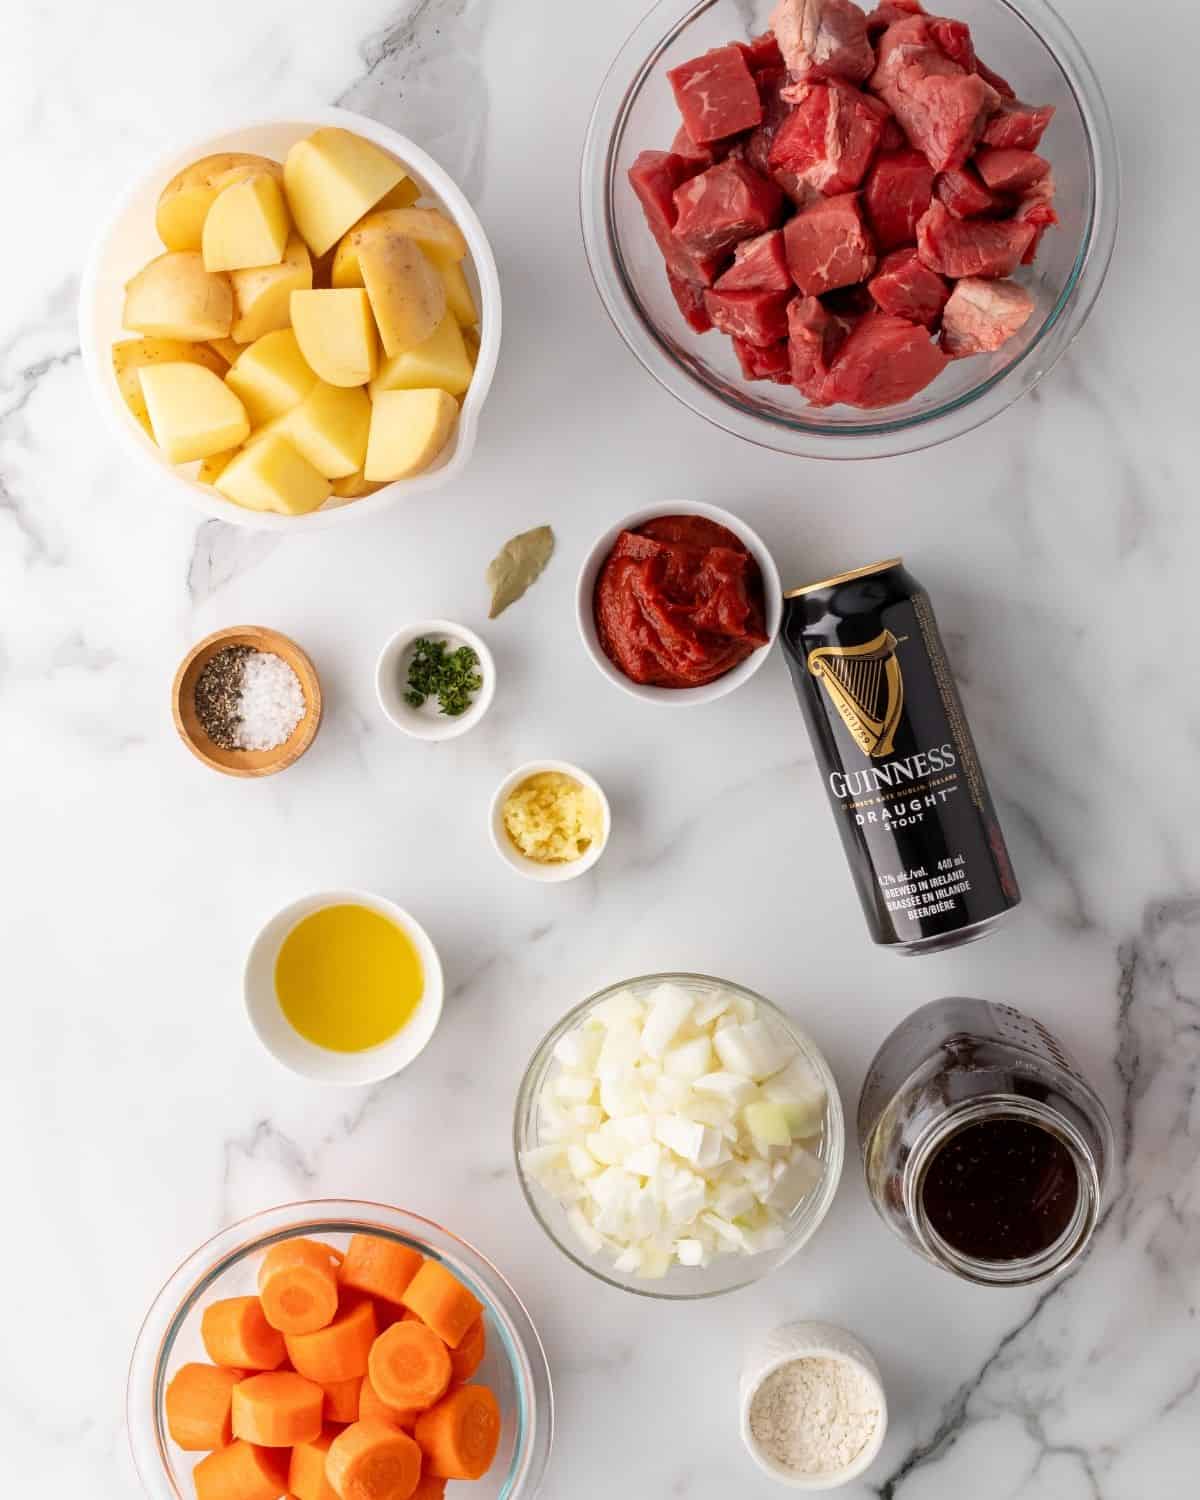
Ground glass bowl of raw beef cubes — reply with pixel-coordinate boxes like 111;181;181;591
581;0;1118;458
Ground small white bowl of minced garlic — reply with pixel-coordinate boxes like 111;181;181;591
490;760;611;882
739;1321;888;1489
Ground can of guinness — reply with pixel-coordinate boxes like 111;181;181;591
781;558;1019;953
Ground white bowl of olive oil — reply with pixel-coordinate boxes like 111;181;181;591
244;889;444;1084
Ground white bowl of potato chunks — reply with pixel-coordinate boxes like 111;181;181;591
80;108;499;529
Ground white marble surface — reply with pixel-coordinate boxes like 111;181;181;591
2;0;1198;1495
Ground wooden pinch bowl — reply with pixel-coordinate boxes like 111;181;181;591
172;626;322;777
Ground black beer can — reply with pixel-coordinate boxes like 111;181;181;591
781;558;1019;953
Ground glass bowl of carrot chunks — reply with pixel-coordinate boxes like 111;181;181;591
128;1201;553;1500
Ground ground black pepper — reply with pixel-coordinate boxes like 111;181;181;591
194;644;252;750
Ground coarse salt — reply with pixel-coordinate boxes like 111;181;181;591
749;1356;881;1476
235;651;305;751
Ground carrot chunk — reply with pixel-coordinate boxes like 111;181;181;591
414;1385;500;1481
400;1262;482;1350
288;1428;339;1500
339;1237;424;1306
359;1376;417;1430
447;1317;486;1384
325;1418;423;1500
194;1439;290;1500
231;1370;325;1447
286;1296;377;1384
202;1298;287;1371
165;1362;244;1450
368;1322;451;1414
258;1239;341;1336
408;1479;445;1500
321;1376;363;1425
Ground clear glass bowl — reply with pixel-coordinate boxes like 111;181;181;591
513;973;845;1299
127;1201;553;1500
581;0;1119;458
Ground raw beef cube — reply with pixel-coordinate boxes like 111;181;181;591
769;80;885;196
862;147;934;249
821;312;948;406
715;228;793;290
916;199;1036;277
1013;171;1057;264
771;0;876;84
744;68;791;176
703;287;793;345
975;58;1015;100
870;15;1001;171
868;247;950;326
732;336;792;381
628;151;726;284
741;32;785;71
669;44;763;144
671;125;722;169
866;0;925;42
879;114;908;150
928;16;974;71
784;192;877;294
673;158;785;257
667;269;715;332
981;99;1055;150
934;163;1001;217
787;294;856;402
974;147;1050;194
940;276;1034;356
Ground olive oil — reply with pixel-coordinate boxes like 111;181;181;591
275;904;424;1053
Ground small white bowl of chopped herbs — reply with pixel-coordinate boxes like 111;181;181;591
375;619;495;741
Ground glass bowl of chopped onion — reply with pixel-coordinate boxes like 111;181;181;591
514;973;844;1298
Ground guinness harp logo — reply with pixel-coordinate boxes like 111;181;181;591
808;630;904;758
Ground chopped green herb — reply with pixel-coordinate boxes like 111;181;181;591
404;637;483;717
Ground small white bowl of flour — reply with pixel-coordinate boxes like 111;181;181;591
739;1321;887;1489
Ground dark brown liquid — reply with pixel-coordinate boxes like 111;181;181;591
921;1119;1079;1261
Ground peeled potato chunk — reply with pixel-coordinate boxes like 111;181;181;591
369;314;472;399
138;363;249;463
330;469;384;500
197;449;237;485
376;178;421;213
123;252;233;341
155;153;283;252
284;127;406;257
357;235;445;358
202;172;291;273
215;431;331;515
440;261;478;326
281;381;371;478
208;337;242;366
225;328;318;427
364;388;458;482
290;288;377;387
230;234;312;344
111;337;227;433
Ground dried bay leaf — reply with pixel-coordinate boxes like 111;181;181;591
486;525;555;618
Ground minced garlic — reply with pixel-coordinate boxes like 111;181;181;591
502;772;603;864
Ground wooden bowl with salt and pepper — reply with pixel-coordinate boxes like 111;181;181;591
172;626;322;778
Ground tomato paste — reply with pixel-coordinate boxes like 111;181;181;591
594;515;769;689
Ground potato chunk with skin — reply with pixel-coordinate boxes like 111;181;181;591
441;260;478;326
290;288;378;387
215;431;331;515
225;328;318;426
202;172;291;273
369;314;473;399
364;388;458;481
332;207;466;288
111;338;227;433
281;382;371;478
123;252;233;341
155;153;283;252
283;128;406;256
229;234;312;344
357;235;445;358
138;363;250;463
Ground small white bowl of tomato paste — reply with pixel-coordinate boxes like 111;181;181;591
576;499;782;706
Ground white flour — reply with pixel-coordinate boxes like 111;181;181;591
749;1356;881;1475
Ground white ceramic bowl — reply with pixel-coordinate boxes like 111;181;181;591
739;1321;888;1489
376;619;496;741
576;500;782;705
489;760;611;883
244;888;444;1083
79;106;501;531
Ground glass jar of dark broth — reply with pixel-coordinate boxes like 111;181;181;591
858;998;1113;1286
